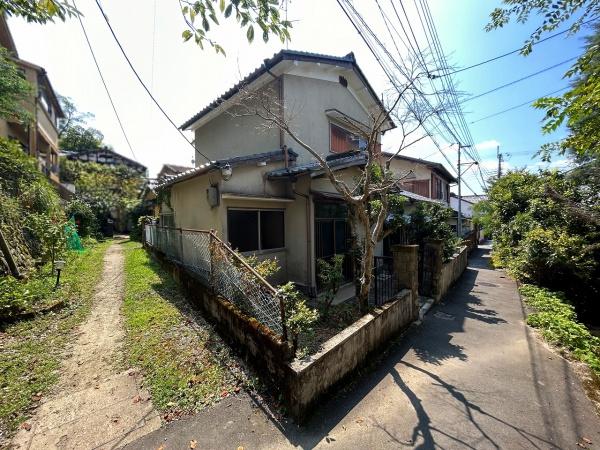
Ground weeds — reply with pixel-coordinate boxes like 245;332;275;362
0;240;110;441
121;242;245;419
520;284;600;374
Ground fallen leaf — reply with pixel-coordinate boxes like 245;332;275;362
189;440;197;449
20;422;32;431
582;438;592;444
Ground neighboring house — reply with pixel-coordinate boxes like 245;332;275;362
385;153;456;205
157;163;193;183
449;193;487;237
160;50;450;296
0;14;66;193
449;193;475;235
62;147;147;175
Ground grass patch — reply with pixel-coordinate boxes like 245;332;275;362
121;242;246;420
520;284;600;375
0;240;111;442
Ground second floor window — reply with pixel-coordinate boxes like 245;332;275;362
330;123;367;154
432;175;447;201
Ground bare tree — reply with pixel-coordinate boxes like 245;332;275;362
228;63;446;313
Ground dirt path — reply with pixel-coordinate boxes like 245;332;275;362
13;242;160;450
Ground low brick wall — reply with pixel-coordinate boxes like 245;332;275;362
438;245;469;301
285;289;415;420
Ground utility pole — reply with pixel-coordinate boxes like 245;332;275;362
456;143;477;237
497;145;503;178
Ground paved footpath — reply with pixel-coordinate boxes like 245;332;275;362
13;242;161;450
126;245;600;450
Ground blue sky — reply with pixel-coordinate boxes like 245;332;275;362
7;0;591;194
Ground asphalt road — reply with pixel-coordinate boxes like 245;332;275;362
125;245;600;450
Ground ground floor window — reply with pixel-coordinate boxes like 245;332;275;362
227;208;285;252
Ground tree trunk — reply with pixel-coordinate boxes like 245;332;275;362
354;207;374;314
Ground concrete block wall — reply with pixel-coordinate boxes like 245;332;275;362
285;290;414;420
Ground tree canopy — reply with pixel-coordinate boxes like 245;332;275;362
180;0;292;54
58;97;104;152
0;47;32;124
0;0;78;24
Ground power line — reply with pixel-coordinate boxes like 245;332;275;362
93;0;213;164
340;0;483;194
430;18;596;77
469;86;570;124
461;56;577;104
416;0;488;192
75;4;137;161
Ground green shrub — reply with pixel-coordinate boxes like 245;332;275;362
520;284;600;373
317;255;345;316
279;282;319;355
65;198;99;238
0;275;54;320
406;202;459;261
478;170;599;321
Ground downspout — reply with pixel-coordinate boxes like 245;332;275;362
265;66;286;165
293;185;312;292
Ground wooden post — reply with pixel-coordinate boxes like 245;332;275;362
0;228;21;278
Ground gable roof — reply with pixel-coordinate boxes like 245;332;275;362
385;152;457;183
180;49;394;131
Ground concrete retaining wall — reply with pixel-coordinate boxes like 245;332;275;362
285;289;414;419
150;247;416;421
438;245;469;300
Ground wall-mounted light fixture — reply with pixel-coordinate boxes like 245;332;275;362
220;163;232;181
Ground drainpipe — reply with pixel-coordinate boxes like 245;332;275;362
293;184;312;292
283;144;289;169
265;66;285;159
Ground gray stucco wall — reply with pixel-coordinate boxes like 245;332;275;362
282;74;371;163
193;82;281;163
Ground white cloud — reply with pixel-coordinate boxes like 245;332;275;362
475;140;501;151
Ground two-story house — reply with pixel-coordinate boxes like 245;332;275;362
0;15;65;192
387;154;455;205
160;50;452;296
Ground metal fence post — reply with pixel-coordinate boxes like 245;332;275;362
279;294;288;342
209;230;215;291
178;228;184;264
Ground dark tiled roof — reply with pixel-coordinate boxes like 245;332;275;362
180;49;393;130
157;148;298;189
163;164;193;173
267;152;367;179
62;147;147;172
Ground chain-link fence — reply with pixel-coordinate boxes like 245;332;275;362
144;224;286;338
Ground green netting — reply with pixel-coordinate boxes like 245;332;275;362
65;218;84;251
